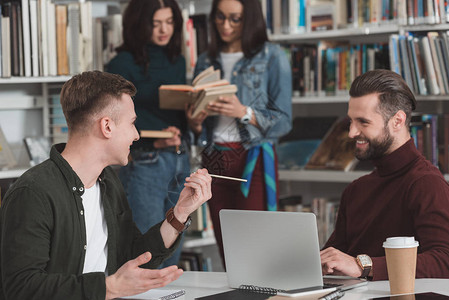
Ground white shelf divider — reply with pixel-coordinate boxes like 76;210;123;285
270;23;449;43
279;169;370;183
0;76;71;84
279;169;449;183
183;235;216;249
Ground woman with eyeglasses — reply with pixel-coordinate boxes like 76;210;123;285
187;0;292;266
106;0;191;268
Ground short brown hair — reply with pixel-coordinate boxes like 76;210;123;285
60;71;136;135
349;69;416;127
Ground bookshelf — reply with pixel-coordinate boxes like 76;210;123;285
0;0;131;180
266;2;449;239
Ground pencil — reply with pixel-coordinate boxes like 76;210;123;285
210;174;247;182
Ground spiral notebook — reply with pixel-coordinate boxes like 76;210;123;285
218;210;367;295
120;288;185;300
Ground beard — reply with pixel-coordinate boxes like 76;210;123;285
354;126;394;161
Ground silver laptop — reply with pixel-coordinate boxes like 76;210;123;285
219;209;367;292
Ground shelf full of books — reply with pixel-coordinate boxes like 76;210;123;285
0;0;93;78
264;0;449;38
285;41;390;98
283;29;449;100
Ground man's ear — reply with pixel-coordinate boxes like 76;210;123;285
100;117;113;138
391;110;406;131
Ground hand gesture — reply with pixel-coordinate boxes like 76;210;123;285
185;103;208;135
105;252;183;300
320;247;363;277
207;95;246;119
173;168;212;222
153;126;181;149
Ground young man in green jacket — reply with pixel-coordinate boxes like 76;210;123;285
0;71;212;300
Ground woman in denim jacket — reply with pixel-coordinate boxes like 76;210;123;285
187;0;292;266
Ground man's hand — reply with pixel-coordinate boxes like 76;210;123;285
153;126;181;149
105;252;183;300
320;247;362;278
173;168;212;223
185;103;208;135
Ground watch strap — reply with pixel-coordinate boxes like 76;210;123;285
165;207;190;234
360;266;371;278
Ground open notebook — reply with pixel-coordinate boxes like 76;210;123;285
219;210;367;295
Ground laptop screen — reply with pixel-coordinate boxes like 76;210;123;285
219;209;324;291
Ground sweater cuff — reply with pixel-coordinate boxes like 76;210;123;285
371;256;389;281
142;221;182;268
82;272;106;300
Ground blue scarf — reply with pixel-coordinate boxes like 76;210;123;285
240;142;277;211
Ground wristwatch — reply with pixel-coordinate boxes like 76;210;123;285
240;106;253;124
356;254;372;278
165;207;192;234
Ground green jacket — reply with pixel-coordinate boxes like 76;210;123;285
0;144;179;300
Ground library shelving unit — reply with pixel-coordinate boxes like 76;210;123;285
0;76;71;181
271;22;449;201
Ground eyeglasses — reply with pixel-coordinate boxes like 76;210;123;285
214;12;243;27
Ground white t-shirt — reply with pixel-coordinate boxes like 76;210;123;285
81;181;108;274
213;51;244;143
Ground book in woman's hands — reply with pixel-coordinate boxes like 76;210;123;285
159;66;237;117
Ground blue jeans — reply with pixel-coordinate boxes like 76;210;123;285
119;150;191;268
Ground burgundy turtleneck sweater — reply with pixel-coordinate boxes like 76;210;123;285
324;138;449;280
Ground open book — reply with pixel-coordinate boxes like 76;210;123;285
159;66;238;118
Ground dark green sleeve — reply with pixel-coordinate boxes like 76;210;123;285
0;187;106;300
135;221;182;268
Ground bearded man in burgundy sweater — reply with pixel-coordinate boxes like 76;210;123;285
320;69;449;281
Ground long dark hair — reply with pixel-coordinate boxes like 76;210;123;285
208;0;268;59
116;0;183;69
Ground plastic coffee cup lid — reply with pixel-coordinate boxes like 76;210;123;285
383;237;419;248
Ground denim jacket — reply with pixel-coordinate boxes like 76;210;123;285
193;42;292;150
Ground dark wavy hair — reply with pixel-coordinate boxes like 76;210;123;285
208;0;268;59
116;0;183;70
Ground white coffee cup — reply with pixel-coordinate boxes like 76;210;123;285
383;237;419;295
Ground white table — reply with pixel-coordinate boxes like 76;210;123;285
165;271;449;300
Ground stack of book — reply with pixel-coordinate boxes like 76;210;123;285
390;32;449;96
